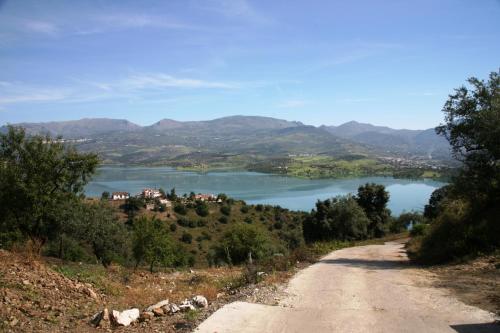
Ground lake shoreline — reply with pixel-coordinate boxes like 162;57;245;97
86;167;446;215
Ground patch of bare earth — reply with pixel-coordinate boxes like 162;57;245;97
427;253;500;316
0;249;294;332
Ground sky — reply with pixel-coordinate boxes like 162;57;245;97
0;0;499;129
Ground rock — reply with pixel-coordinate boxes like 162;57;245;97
179;299;196;311
192;295;208;308
167;303;180;314
90;308;110;328
111;308;140;327
84;287;98;300
145;299;169;312
9;318;18;327
152;307;164;316
22;280;30;286
139;311;154;322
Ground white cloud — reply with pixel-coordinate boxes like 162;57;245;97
95;13;192;30
112;73;237;90
0;74;238;106
0;85;68;105
23;20;59;35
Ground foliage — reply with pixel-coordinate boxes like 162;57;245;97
132;217;175;272
411;71;500;263
355;183;391;238
390;211;425;233
303;195;370;242
423;186;450;219
195;201;209;217
220;205;231;216
213;224;277;265
174;203;188;215
409;223;429;237
181;232;193;244
0;126;99;252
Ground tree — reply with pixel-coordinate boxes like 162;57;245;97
67;201;129;266
101;191;110;200
132;217;175;272
0;127;98;252
303;196;370;242
436;70;500;206
214;224;276;265
167;187;178;201
423;186;450;219
195;201;209;217
355;183;391;237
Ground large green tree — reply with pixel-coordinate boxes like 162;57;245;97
436;70;500;205
355;183;391;237
303;195;370;242
132;217;175;272
0;127;99;252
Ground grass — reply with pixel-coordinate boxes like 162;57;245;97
52;262;122;296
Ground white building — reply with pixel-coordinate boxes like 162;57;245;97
142;188;162;199
111;192;130;200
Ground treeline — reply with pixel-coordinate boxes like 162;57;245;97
407;70;500;264
0;125;421;273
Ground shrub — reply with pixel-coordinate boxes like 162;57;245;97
218;216;228;224
220;205;231;216
174;204;187;215
170;223;177;232
240;205;249;214
195;202;209;217
244;216;253;224
181;232;193;244
303;195;370;242
213;224;277;265
409;223;429;237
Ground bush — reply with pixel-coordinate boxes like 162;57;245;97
409;223;429;237
218;216;228;224
303;195;370;242
195;202;209;217
170;223;177;232
213;224;277;265
220;205;231;216
181;232;193;244
174;203;188;215
244;216;253;224
240;205;249;214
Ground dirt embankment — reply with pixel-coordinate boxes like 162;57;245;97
0;249;294;332
429;253;500;316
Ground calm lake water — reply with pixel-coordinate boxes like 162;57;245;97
85;167;446;215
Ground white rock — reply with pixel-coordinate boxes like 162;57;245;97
111;308;140;326
145;299;169;312
167;303;180;314
192;295;208;308
179;299;196;311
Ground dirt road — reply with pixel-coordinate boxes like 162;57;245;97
195;241;498;333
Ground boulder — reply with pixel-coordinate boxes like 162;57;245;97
111;308;140;327
192;295;208;308
145;299;169;312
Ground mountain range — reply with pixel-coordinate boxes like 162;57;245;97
1;116;451;166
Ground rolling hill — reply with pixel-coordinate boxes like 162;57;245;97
1;116;452;175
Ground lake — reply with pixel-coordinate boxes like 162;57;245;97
85;167;446;215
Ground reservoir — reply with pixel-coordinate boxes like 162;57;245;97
85;167;445;215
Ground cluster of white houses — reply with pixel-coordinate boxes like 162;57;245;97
110;188;219;209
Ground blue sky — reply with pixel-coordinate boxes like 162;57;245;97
0;0;499;129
